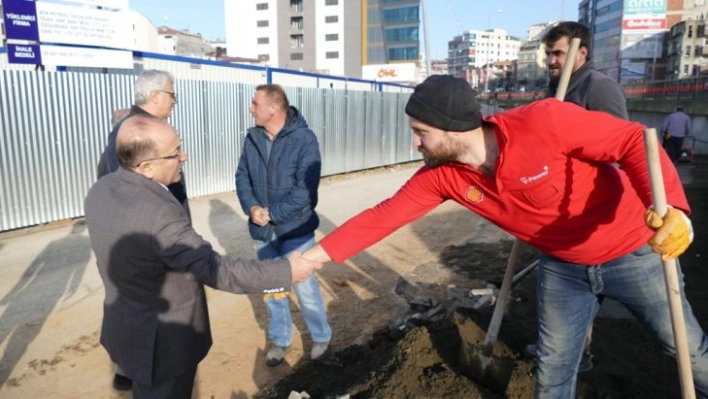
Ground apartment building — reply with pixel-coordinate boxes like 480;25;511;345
447;28;521;88
224;0;421;79
667;15;708;78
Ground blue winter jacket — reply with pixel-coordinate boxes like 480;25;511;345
235;107;321;242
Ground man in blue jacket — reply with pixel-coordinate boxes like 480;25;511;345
236;84;331;367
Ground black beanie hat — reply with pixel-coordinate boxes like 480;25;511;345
405;75;482;132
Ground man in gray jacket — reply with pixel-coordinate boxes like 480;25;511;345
85;116;321;398
544;21;628;120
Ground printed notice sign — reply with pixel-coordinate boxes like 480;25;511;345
3;0;130;49
3;0;40;41
7;44;133;69
8;44;42;64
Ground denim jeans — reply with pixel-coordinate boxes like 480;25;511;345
255;232;331;347
535;244;708;399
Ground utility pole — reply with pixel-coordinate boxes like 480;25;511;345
422;0;431;78
484;9;502;92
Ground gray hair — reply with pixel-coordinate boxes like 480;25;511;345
134;70;174;105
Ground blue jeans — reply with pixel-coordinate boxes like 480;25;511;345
535;244;708;399
255;232;331;347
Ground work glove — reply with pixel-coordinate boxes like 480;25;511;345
264;292;289;301
644;207;694;261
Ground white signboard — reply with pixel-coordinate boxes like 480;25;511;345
362;63;417;82
36;1;130;49
41;45;133;68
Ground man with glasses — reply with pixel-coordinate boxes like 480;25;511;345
97;69;186;389
85;115;322;398
99;69;188;218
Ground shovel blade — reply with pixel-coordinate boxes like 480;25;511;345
459;341;515;393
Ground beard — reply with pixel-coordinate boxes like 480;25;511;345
419;139;465;168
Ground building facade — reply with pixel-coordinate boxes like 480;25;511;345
446;28;521;88
667;15;708;78
578;0;702;83
224;0;421;79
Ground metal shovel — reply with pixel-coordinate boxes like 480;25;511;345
459;37;582;393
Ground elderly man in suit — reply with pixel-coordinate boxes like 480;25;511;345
85;116;321;399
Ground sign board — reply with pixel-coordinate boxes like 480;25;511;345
3;0;131;49
362;63;417;82
620;31;663;59
8;43;133;68
620;0;667;60
623;0;667;16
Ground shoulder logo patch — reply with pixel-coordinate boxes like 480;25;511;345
465;186;484;203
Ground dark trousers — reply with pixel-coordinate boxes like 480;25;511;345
132;366;197;399
663;135;684;163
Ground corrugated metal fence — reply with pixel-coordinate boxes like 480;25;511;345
0;52;420;232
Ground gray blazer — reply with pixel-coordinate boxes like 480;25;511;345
85;168;291;385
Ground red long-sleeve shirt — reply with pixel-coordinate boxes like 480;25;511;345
321;99;689;265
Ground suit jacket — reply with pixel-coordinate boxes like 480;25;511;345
85;168;291;385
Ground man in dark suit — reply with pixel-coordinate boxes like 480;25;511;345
98;70;188;389
85;116;321;398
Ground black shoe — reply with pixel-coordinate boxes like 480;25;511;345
113;373;133;391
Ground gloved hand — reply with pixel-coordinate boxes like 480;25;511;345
644;207;694;261
264;292;289;301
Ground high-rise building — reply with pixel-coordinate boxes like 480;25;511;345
447;29;521;88
224;0;421;80
579;0;686;83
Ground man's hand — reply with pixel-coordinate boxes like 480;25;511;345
645;207;693;261
249;205;270;227
288;251;323;283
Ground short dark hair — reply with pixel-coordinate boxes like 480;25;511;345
676;106;685;112
116;116;159;168
256;84;290;111
543;21;591;51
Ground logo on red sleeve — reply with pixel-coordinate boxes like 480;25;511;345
465;186;484;203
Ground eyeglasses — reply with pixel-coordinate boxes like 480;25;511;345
158;90;178;102
134;149;182;167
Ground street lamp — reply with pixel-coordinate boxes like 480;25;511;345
484;9;503;92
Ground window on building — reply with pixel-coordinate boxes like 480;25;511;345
695;46;703;57
698;25;705;37
290;0;303;13
325;0;338;5
385;27;418;42
383;6;418;23
257;20;269;27
693;65;700;76
388;46;418;61
325;15;339;23
686;45;692;57
257;37;269;44
325;33;339;41
256;3;268;10
684;64;689;74
258;54;270;62
291;16;303;30
291;34;304;48
688;25;694;38
326;51;339;59
290;52;304;60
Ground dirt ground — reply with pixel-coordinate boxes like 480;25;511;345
0;158;706;398
256;157;708;399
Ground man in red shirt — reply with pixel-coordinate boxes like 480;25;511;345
303;75;707;397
